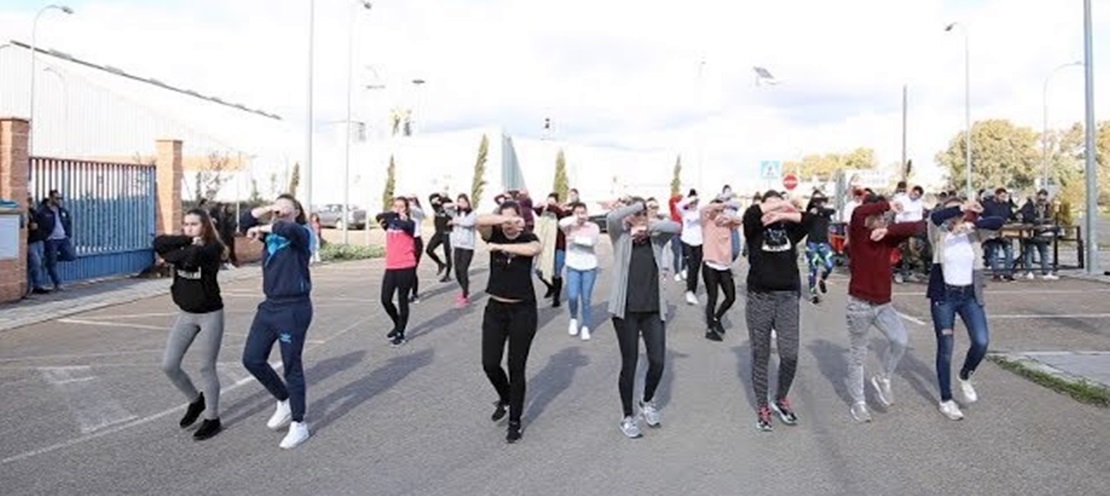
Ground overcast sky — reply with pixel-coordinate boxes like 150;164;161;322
1;0;1108;185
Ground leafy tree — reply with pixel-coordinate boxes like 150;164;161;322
784;147;877;182
553;149;569;200
670;155;682;196
287;161;301;195
936;119;1039;192
381;155;397;211
471;135;489;207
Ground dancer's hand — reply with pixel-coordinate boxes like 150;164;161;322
870;228;889;241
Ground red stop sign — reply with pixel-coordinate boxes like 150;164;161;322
783;173;799;191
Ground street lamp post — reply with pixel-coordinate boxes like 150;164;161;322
29;4;73;156
305;0;316;216
1041;61;1083;190
342;0;373;244
42;67;68;156
410;78;426;136
363;72;386;248
945;22;972;198
1082;0;1099;275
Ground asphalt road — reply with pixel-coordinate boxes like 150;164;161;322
1;240;1108;495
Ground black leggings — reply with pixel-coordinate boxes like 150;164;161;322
454;248;474;297
411;237;424;298
382;268;416;334
684;243;703;293
612;312;666;417
703;266;736;326
482;299;539;423
426;231;452;272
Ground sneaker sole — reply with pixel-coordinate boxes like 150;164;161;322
870;377;893;407
756;422;773;432
772;405;798;426
279;435;310;449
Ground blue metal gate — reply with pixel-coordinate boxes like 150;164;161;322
30;157;156;282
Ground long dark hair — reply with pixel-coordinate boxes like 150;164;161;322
185;208;229;261
276;193;308;225
456;193;473;214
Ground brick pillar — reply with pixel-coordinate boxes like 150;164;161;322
155;139;182;235
0;118;30;303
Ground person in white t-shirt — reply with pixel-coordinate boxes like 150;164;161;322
677;190;703;306
892;185;926;282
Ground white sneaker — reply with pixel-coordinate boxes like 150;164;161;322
938;400;964;420
870;375;893;407
1042;273;1059;281
568;319;578;336
680;269;687;281
639;400;661;427
1024;272;1036;280
279;421;311;449
849;402;872;423
266;400;292;430
685;291;698;305
619;416;642;438
958;377;978;403
674;273;683;282
580;326;591;341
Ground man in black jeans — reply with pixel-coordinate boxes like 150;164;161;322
427;193;453;282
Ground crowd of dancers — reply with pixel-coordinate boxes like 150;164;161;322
150;183;1006;447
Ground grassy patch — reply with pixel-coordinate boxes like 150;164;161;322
989;355;1110;408
319;243;384;262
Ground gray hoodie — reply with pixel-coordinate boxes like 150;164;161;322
606;202;680;320
447;206;478;250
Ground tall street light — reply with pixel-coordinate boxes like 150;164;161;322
363;68;386;248
1082;0;1099;275
342;0;373;244
29;3;73;156
1041;61;1083;190
410;78;426;135
305;0;316;215
945;22;971;198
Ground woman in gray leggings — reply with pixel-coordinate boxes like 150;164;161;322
153;208;228;441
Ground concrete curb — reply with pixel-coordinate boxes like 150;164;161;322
0;268;261;333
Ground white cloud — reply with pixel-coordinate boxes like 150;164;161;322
1;0;1108;195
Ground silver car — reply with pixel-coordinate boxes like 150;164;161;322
313;204;367;230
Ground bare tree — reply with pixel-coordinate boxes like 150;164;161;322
195;151;232;202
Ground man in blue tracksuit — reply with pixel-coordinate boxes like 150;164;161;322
240;193;316;449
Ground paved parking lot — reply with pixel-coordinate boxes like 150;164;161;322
1;240;1108;495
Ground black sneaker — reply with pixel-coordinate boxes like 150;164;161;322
756;405;774;432
704;329;723;342
506;421;523;443
818;279;828;294
810;294;820;305
390;334;407;347
439;275;451;283
713;319;726;335
193;418;222;441
774;398;798;425
386;328;399;340
179;394;205;428
491;401;508;422
436;264;446;276
32;287;51;295
1004;275;1015;282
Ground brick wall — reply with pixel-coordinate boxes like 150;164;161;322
235;236;263;264
155;139;182;236
0;118;30;303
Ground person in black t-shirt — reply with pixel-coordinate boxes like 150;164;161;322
152;208;229;441
427;192;453;282
741;191;814;432
804;192;836;303
476;200;543;444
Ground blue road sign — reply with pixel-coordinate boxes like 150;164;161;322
759;160;783;180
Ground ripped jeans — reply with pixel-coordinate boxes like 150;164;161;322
930;285;990;402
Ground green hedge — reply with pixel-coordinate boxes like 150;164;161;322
319;243;384;262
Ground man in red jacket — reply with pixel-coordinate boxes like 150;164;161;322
844;194;926;423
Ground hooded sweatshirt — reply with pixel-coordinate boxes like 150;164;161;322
240;212;315;301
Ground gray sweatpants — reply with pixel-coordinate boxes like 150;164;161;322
163;309;225;420
845;297;907;404
746;290;800;408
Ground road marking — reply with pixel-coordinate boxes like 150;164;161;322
896;312;927;326
990;313;1110;319
0;349;165;364
2;314;374;466
58;319;165;331
39;366;139;435
893;289;1110;296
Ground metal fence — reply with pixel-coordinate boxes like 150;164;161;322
30;157;156;282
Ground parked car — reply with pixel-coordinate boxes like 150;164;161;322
313;204;367;230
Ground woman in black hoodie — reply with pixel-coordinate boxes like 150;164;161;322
153;208;228;441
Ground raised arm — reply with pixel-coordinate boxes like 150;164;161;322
271;220;310;248
606;201;645;236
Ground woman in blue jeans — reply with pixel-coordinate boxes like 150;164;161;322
559;202;601;341
927;197;1004;421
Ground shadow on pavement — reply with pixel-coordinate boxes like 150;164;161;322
895;346;941;405
524;346;589;423
731;344;758;410
221;350;369;428
806;339;853;407
311;348;435;433
653;348;690;409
